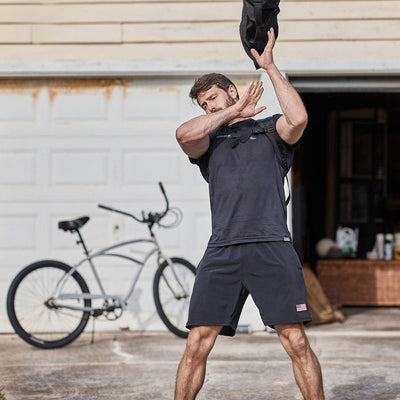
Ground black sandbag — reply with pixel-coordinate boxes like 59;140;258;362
240;0;280;69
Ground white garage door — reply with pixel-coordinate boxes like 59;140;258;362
0;75;281;333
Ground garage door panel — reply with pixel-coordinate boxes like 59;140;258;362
0;215;37;250
51;93;108;122
0;94;36;122
0;139;208;200
123;89;180;120
0;151;36;185
117;122;177;136
46;119;178;138
120;131;177;146
50;149;111;186
122;150;181;186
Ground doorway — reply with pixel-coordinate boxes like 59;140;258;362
291;91;400;267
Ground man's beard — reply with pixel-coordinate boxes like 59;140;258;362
214;96;237;113
225;96;237;108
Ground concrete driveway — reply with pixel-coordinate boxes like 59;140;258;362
1;307;400;400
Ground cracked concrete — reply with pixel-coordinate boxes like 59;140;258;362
1;307;400;400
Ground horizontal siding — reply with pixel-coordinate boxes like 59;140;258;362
281;20;400;41
0;41;399;61
0;3;240;23
0;1;399;62
281;1;400;19
0;0;240;3
6;20;400;46
32;24;121;44
122;19;399;43
122;22;239;43
0;2;399;23
0;0;395;4
0;25;31;43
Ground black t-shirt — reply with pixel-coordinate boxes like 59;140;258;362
190;114;296;247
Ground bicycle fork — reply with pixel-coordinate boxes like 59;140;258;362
158;254;190;299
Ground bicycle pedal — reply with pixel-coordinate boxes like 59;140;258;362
91;309;103;317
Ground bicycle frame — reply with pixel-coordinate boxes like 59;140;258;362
53;234;175;313
6;182;195;349
51;182;188;315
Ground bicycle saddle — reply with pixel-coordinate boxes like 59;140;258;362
58;216;90;231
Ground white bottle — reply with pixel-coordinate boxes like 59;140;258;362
376;233;385;259
385;233;393;260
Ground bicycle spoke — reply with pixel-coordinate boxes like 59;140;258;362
8;261;91;348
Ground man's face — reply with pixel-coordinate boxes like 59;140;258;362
197;85;237;114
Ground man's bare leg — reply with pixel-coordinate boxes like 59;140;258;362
175;325;222;400
275;323;324;400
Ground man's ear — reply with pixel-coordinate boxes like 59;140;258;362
228;85;238;100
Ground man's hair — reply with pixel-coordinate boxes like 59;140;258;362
189;73;239;103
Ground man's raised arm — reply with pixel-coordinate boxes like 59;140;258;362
251;28;308;145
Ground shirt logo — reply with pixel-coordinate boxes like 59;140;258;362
296;304;308;312
216;134;232;139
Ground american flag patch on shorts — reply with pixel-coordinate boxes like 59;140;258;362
296;303;308;312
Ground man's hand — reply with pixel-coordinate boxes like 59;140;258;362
250;28;276;71
234;80;266;119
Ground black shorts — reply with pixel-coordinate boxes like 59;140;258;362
187;241;311;336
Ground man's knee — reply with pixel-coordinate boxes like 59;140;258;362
275;323;310;360
185;326;221;361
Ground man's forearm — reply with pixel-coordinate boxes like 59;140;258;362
265;64;307;127
176;80;265;158
175;105;240;159
176;105;239;145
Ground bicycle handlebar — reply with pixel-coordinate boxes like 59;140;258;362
98;181;170;225
158;181;169;217
97;204;143;222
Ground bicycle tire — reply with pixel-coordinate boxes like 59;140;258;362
153;257;196;338
7;260;91;349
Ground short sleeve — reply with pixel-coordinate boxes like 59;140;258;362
188;149;211;182
256;114;297;176
187;127;221;182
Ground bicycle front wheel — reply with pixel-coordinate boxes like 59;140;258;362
153;257;196;338
7;260;91;349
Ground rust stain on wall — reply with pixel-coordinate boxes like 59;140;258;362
45;79;129;103
159;86;181;93
0;78;133;103
0;79;42;100
0;79;183;111
122;84;180;99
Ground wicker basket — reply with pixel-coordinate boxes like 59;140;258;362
316;259;400;306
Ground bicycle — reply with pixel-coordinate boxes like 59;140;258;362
7;182;196;349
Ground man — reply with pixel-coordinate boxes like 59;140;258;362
175;28;324;400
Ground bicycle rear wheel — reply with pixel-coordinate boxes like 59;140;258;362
7;260;91;349
153;257;196;338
